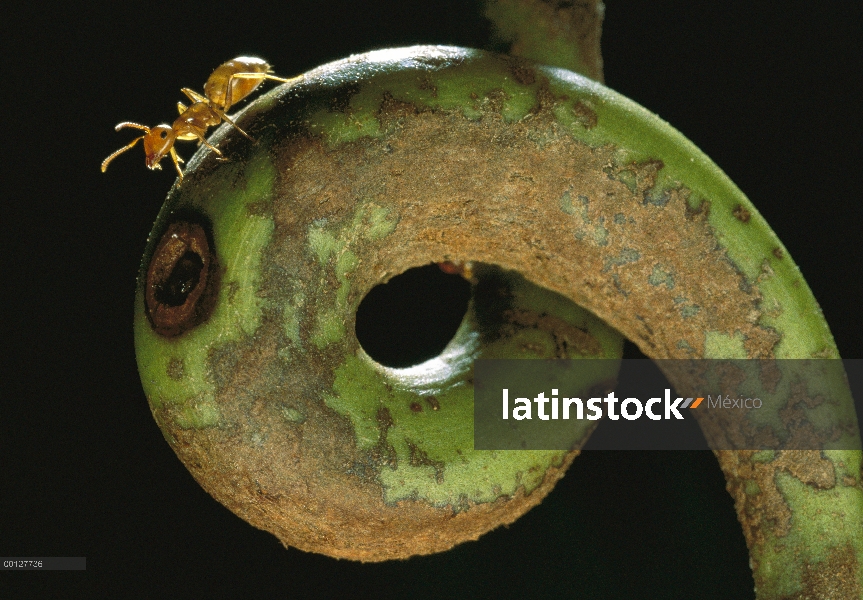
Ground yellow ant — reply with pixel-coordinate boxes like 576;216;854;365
102;56;301;181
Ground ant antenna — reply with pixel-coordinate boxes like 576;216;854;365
101;123;151;172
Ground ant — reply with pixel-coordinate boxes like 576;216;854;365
102;56;300;182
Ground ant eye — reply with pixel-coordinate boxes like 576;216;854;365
144;220;219;337
160;130;168;139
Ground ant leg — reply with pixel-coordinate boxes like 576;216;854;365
223;72;303;109
181;88;208;103
229;72;303;85
213;107;255;142
192;133;225;158
169;148;185;182
222;75;244;112
221;72;302;109
101;136;143;172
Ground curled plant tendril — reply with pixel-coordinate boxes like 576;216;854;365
133;43;862;599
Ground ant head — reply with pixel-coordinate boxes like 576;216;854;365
143;125;176;169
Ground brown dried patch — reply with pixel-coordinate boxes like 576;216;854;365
604;158;664;198
413;53;465;70
733;204;752;223
672;356;848;457
685;198;711;220
759;360;783;395
329;82;361;113
371;407;397;470
773;247;784;259
167;398;578;561
744;325;783;358
481;88;509;114
572;100;597;129
531;79;562;115
377;92;423;133
782;544;862;600
508;58;537;85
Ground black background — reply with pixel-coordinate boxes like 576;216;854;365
2;1;861;598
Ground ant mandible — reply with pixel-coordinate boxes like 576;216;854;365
102;56;300;181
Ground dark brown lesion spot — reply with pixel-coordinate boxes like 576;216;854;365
145;220;220;337
409;401;423;412
246;201;271;217
425;396;440;411
773;247;784;259
417;74;438;98
733;204;752;223
604;158;664;196
572;100;598;129
502;54;538;87
509;63;537;86
480;88;509;114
